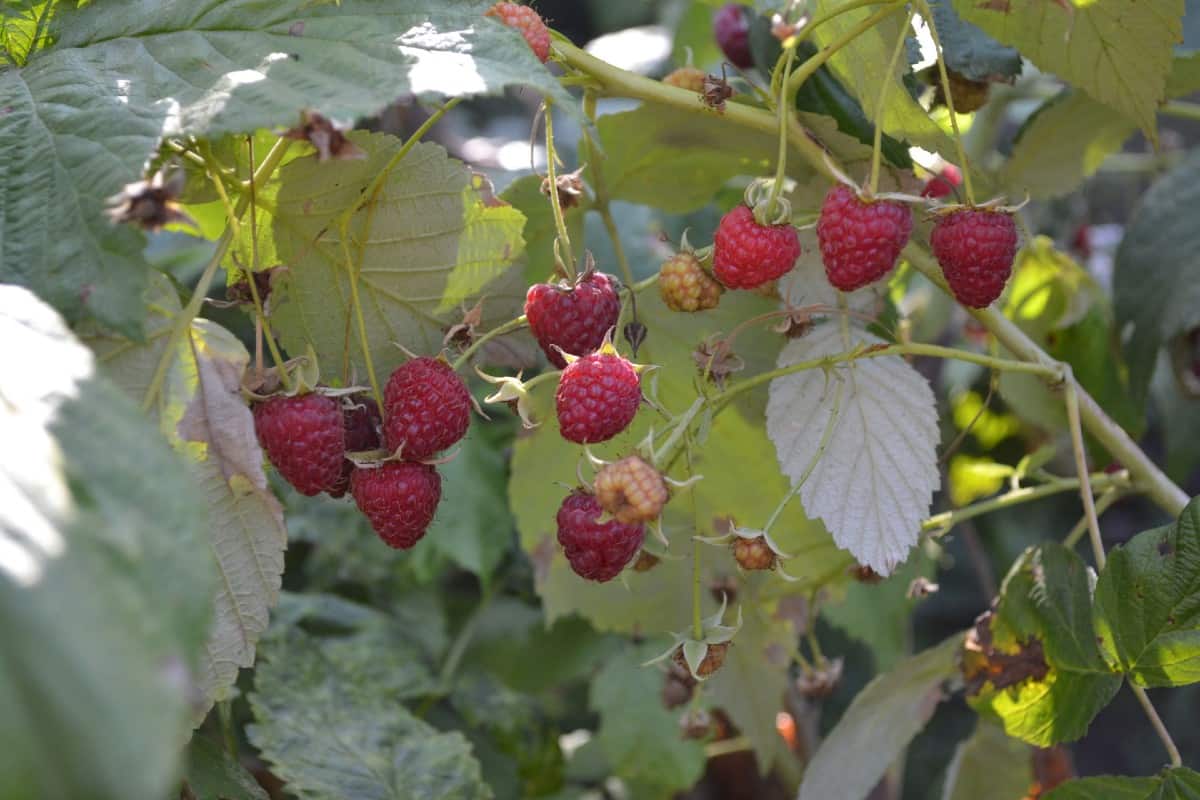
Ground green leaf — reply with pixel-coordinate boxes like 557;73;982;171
927;0;1022;81
949;0;1183;140
1093;497;1200;687
594;100;875;217
810;4;956;159
248;624;488;800
970;544;1121;746
185;736;269;800
0;0;565;333
590;643;706;793
509;290;848;633
940;721;1032;800
1044;768;1200;800
0;285;213;800
1166;50;1200;97
269;131;525;380
798;636;961;800
1002;90;1137;200
0;1;59;66
85;275;287;724
410;422;515;582
1115;149;1200;403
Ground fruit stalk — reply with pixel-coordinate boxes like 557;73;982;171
543;97;576;278
451;314;527;370
784;2;905;98
581;90;635;286
868;9;914;195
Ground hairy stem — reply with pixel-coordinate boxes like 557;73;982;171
922;471;1129;535
1130;683;1184;768
1062;488;1123;548
244;135;292;392
785;3;905;98
766;45;797;219
581;90;635;286
142;136;293;411
869;9;914;195
451;315;528;371
543;97;575;279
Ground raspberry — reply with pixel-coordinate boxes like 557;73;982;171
921;164;962;199
658;252;723;312
663;66;706;93
328;396;382;498
253;393;344;496
662;662;696;709
713;205;801;289
713;4;752;69
555;350;641;444
486;2;551;63
594;456;668;524
672;642;729;678
930;209;1019;308
556;491;644;582
351;462;442;549
525;272;621;368
817;185;913;291
383;357;472;460
732;537;776;571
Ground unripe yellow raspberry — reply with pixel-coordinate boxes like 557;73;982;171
658;253;723;312
594;455;669;524
662;66;707;93
732;537;775;571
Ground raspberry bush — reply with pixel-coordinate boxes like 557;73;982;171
3;2;1200;799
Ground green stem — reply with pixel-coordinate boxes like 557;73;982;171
785;2;904;97
543;97;575;279
798;0;895;42
451;315;528;371
244;135;291;392
766;45;797;219
1160;101;1200;123
914;0;975;204
715;340;1062;411
653;396;705;468
142;136;293;411
1063;488;1123;548
217;700;238;758
1130;683;1183;768
868;9;915;195
922;472;1128;535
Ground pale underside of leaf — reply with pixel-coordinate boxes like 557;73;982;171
766;323;940;575
87;277;286;725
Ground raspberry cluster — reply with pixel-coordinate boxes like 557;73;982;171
253;356;472;550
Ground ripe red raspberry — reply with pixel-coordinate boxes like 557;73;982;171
663;66;707;93
328;396;382;498
659;252;723;312
713;4;752;69
253;393;344;496
351;462;442;549
732;537;775;571
672;642;729;678
525;272;621;368
930;209;1019;308
713;205;801;289
486;2;551;63
817;185;913;291
383;357;472;460
555;351;641;444
594;455;668;524
921;164;962;199
556;490;644;582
